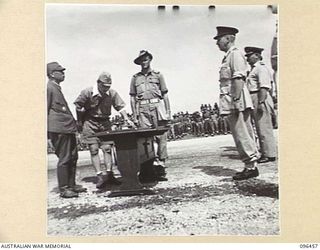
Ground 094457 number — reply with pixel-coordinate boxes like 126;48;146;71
300;244;318;248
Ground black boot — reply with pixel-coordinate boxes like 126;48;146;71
139;160;159;183
96;174;106;189
105;171;121;185
154;165;168;181
59;186;79;198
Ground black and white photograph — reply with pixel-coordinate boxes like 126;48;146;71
46;4;279;236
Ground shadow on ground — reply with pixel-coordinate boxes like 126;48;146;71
48;165;278;220
234;179;279;199
193;165;237;177
194;165;279;199
50;175;159;194
48;183;237;220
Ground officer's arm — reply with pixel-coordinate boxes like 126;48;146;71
129;76;138;121
130;96;138;121
163;92;171;119
74;90;87;130
230;50;247;101
231;78;245;100
75;108;85;123
258;88;268;103
257;66;272;103
47;87;52;115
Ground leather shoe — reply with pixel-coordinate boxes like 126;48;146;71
258;157;276;163
235;168;247;176
60;189;79;198
233;168;259;181
257;157;269;163
71;185;87;193
268;157;276;162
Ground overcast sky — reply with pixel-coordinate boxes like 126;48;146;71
46;4;277;116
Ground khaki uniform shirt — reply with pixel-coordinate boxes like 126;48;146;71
74;85;126;120
247;61;272;92
218;46;253;114
247;61;274;110
129;69;168;100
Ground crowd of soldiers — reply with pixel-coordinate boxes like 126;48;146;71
168;103;230;140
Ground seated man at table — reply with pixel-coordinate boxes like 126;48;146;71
74;72;134;189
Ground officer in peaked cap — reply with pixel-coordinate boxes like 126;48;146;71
213;26;260;181
244;46;264;57
245;46;277;164
213;26;239;40
47;62;87;198
130;50;171;182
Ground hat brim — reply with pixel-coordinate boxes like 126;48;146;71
213;34;223;40
56;66;66;71
213;33;231;40
134;53;153;65
213;31;238;40
245;52;254;57
98;79;112;84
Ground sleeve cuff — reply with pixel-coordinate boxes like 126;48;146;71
232;71;246;79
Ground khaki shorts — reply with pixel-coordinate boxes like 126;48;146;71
82;119;114;145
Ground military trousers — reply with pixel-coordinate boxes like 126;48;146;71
251;93;276;158
228;109;259;163
138;104;168;160
48;132;78;189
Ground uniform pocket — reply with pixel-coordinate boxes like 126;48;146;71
52;101;67;113
148;77;161;94
135;81;145;95
219;66;232;81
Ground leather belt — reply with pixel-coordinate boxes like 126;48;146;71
250;90;259;94
139;98;160;105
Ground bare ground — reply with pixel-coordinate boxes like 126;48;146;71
47;133;279;236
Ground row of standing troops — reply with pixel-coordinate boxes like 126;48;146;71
168;105;231;140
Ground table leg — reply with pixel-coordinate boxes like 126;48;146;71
108;134;155;197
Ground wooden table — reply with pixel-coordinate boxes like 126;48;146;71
90;126;169;197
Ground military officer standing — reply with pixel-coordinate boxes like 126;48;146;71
74;72;133;189
130;50;171;181
47;62;87;198
245;46;276;163
214;26;260;180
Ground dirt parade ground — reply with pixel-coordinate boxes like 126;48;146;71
47;131;279;236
